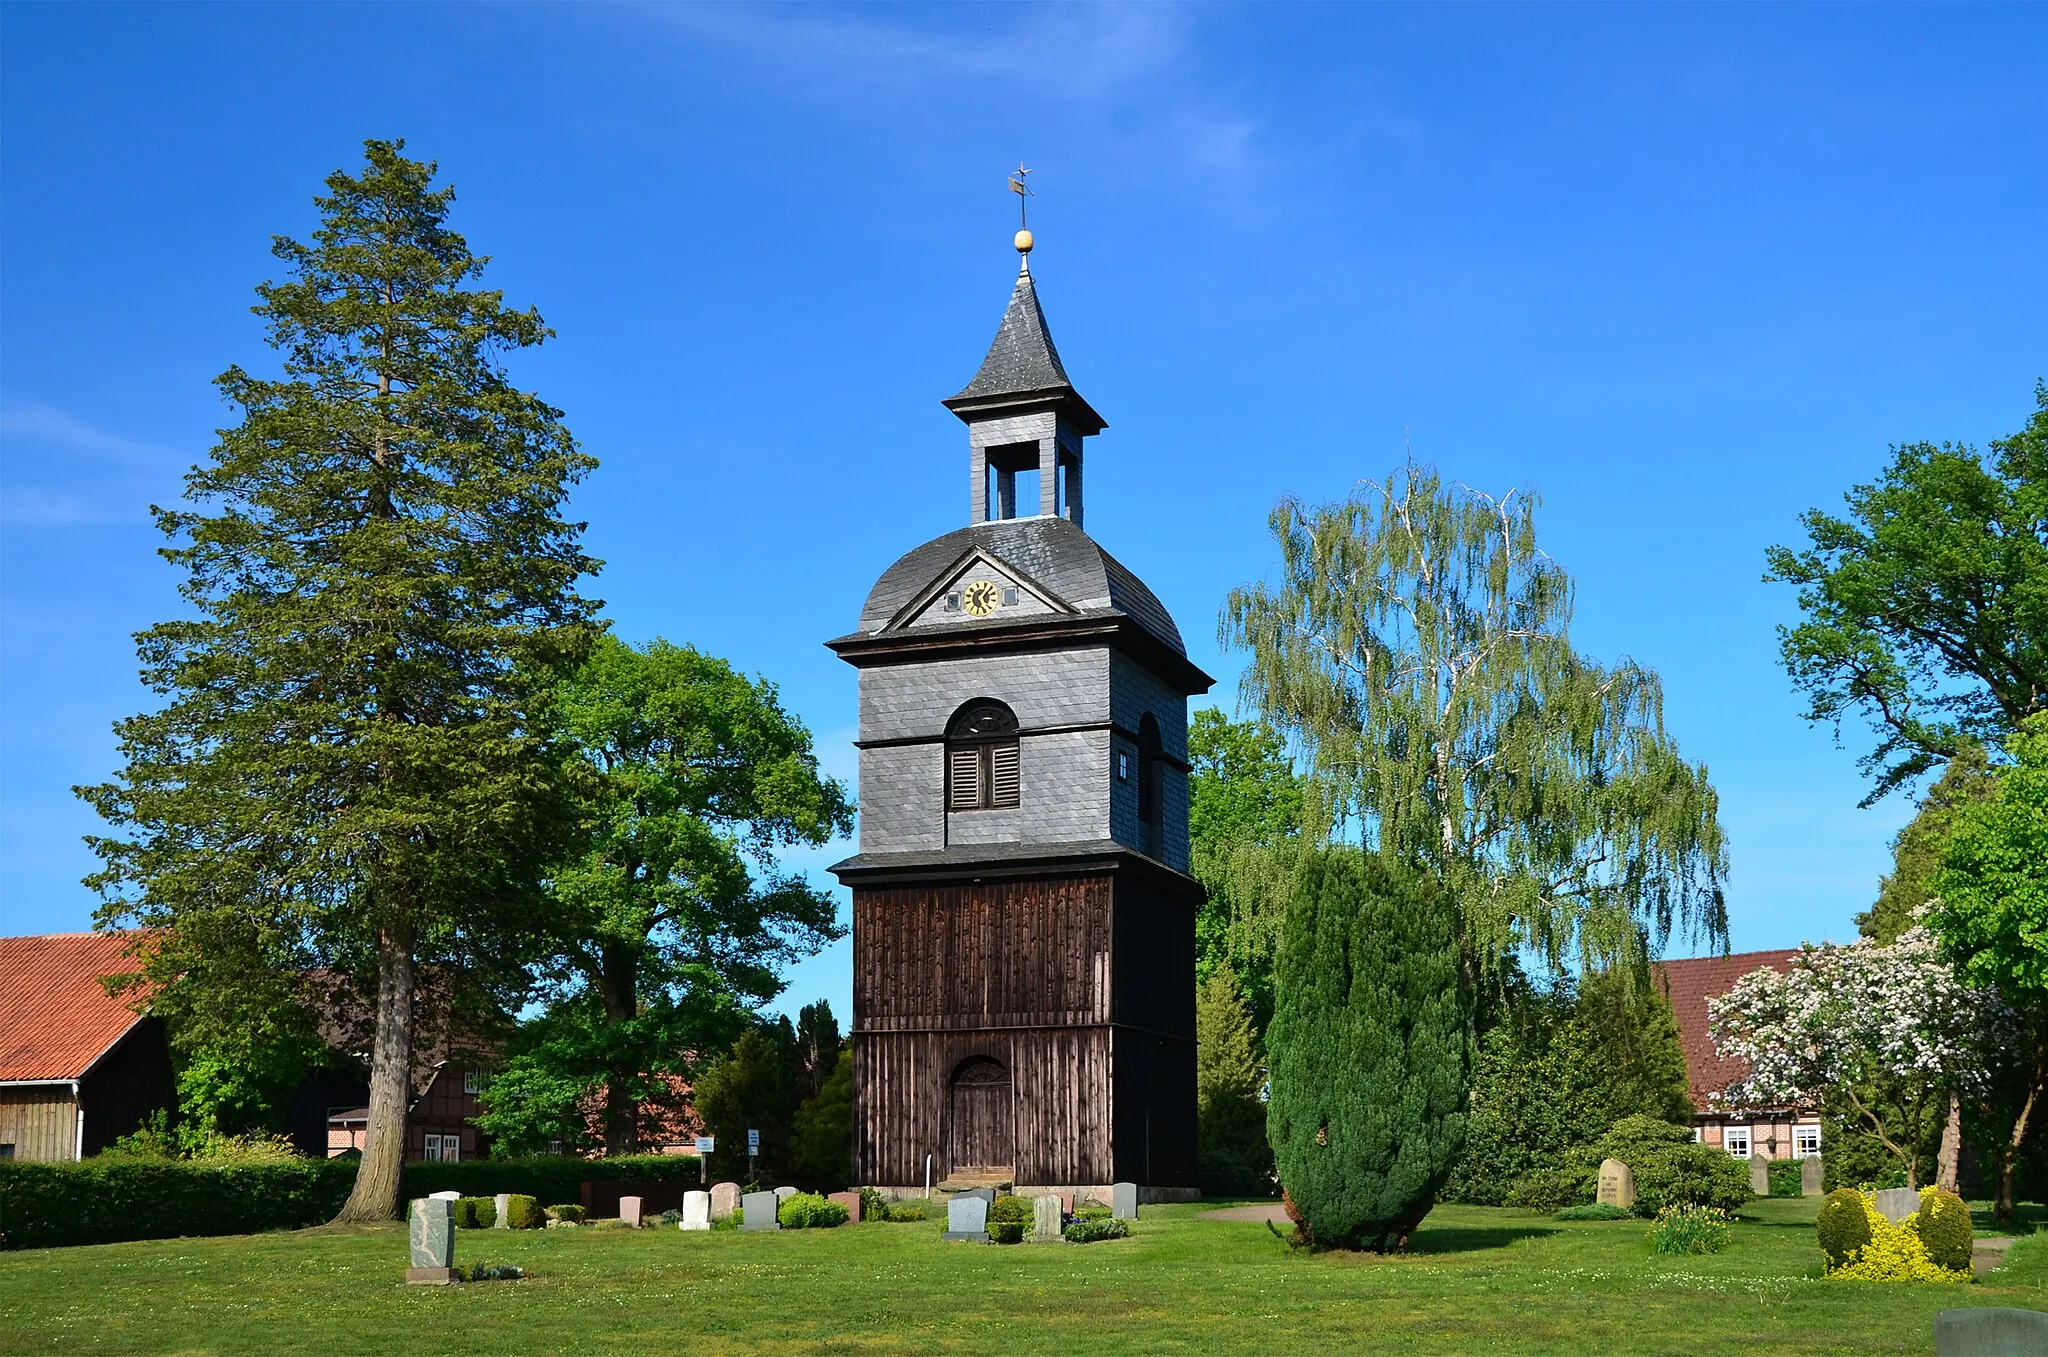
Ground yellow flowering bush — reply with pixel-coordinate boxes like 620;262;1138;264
1823;1190;1971;1284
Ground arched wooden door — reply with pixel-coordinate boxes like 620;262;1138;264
947;1056;1013;1174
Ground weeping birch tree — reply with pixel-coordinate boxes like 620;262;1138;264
1221;463;1728;975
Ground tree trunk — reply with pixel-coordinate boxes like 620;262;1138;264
1997;1047;2044;1224
1936;1089;1962;1193
333;924;415;1222
599;943;639;1158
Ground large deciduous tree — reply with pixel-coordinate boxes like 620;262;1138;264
1764;386;2046;804
80;140;596;1221
514;635;851;1156
1188;709;1303;1035
1936;713;2048;1220
1222;464;1728;976
1859;741;2001;944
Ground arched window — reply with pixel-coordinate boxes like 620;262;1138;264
947;700;1020;811
1136;713;1163;828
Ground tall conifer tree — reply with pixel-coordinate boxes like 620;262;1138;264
80;140;597;1221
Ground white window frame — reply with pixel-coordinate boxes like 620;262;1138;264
464;1067;483;1095
1724;1125;1751;1159
423;1132;460;1163
1795;1126;1821;1159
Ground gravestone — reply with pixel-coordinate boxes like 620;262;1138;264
944;1195;990;1242
1874;1187;1920;1224
952;1187;994;1206
1597;1158;1636;1211
1933;1307;2048;1356
493;1192;512;1229
681;1190;711;1231
427;1190;461;1201
1111;1183;1138;1221
1749;1155;1770;1196
710;1181;740;1220
1032;1195;1062;1242
828;1191;862;1224
741;1190;781;1231
773;1185;798;1202
619;1195;644;1229
1801;1156;1824;1196
406;1198;456;1285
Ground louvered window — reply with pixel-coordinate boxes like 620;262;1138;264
946;699;1020;811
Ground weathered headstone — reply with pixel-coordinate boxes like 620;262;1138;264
619;1194;644;1228
1933;1307;2048;1356
1597;1158;1636;1211
1749;1154;1770;1196
710;1181;740;1220
741;1190;781;1231
1111;1182;1138;1221
1032;1195;1062;1242
953;1186;994;1206
681;1190;711;1231
944;1195;990;1242
773;1185;798;1203
427;1190;461;1201
406;1198;456;1285
493;1192;512;1229
827;1190;862;1224
1801;1156;1824;1196
1874;1187;1920;1224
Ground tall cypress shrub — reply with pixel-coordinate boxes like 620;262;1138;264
1267;849;1472;1250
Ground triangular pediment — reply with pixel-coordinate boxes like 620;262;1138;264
885;546;1075;632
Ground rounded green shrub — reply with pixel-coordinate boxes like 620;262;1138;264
453;1196;496;1229
1506;1167;1595;1214
1767;1159;1803;1198
1267;850;1473;1251
1062;1217;1130;1244
777;1192;849;1229
1912;1188;1972;1272
883;1199;927;1222
987;1194;1030;1245
1816;1188;1871;1268
546;1203;586;1224
502;1194;544;1230
1631;1144;1752;1215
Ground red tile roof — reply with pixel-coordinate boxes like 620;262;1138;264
0;932;154;1082
1653;949;1802;1110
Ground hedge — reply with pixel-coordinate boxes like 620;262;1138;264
1;1154;714;1250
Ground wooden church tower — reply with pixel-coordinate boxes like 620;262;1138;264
829;227;1211;1198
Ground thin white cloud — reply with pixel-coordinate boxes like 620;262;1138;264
0;401;180;466
642;2;1188;102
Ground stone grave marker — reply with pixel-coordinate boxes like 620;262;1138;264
953;1186;994;1206
681;1190;711;1231
619;1195;644;1229
1112;1182;1138;1221
1597;1158;1635;1211
1801;1156;1824;1196
741;1190;781;1231
406;1197;456;1285
493;1192;512;1229
944;1195;989;1242
427;1190;461;1201
827;1191;862;1223
1032;1195;1062;1242
710;1181;740;1220
773;1185;798;1202
1874;1187;1919;1224
1933;1306;2048;1356
1749;1155;1770;1196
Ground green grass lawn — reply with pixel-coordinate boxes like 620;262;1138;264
1;1199;2040;1356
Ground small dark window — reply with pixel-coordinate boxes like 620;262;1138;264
0;1143;13;1161
947;700;1020;810
1115;750;1130;782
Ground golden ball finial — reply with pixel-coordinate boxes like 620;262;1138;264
1014;228;1034;255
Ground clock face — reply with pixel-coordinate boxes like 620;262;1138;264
961;579;1002;617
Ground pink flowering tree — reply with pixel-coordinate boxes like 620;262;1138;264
1707;925;2007;1188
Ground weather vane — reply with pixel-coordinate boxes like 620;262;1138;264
1009;163;1035;265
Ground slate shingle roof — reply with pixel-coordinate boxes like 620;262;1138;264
1652;948;1803;1110
856;516;1186;656
0;932;152;1082
952;268;1073;402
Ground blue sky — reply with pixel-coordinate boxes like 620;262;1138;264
2;4;2042;1019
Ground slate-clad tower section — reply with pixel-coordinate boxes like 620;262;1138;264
829;236;1212;1197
